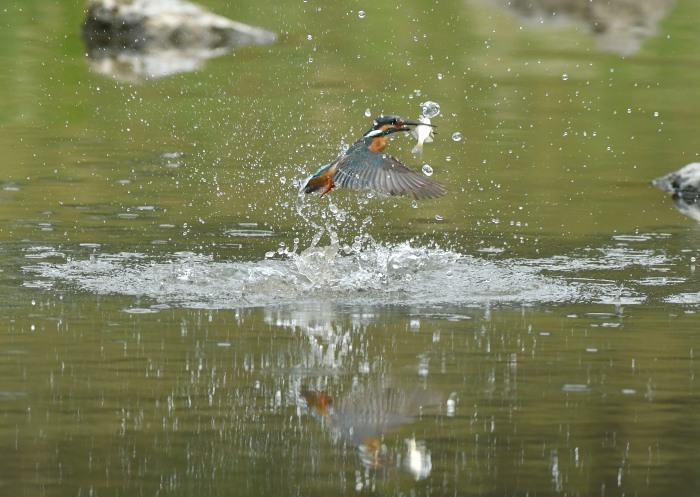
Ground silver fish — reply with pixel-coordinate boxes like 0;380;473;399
411;115;434;156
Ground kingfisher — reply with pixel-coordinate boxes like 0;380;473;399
302;115;446;200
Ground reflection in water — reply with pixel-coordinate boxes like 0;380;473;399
491;0;674;55
81;0;277;81
2;287;696;495
268;303;442;479
300;385;440;478
263;303;364;371
652;163;700;221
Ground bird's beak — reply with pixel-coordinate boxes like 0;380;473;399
399;118;437;130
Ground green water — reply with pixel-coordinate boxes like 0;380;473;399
2;0;700;495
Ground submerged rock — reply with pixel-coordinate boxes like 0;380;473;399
494;0;675;56
652;163;700;221
81;0;277;81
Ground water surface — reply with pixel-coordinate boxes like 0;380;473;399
1;0;700;495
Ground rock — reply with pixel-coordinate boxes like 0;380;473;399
652;163;700;199
652;163;700;221
81;0;277;81
495;0;675;56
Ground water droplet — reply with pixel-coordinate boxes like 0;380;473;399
653;111;659;117
422;164;433;176
562;73;568;81
411;200;418;208
437;73;443;80
446;393;457;417
279;176;287;184
421;101;441;118
451;132;462;142
307;34;313;40
358;10;365;18
364;108;371;117
435;214;443;221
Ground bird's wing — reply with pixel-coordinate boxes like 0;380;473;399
302;162;333;194
333;150;446;200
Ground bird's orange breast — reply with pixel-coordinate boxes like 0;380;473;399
367;135;389;152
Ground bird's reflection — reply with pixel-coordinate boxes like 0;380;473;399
264;304;376;371
300;384;441;478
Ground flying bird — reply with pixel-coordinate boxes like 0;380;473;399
302;115;446;200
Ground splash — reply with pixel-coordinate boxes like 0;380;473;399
296;179;336;247
420;101;441;119
22;240;648;310
295;180;377;250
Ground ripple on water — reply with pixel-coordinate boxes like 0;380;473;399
22;243;647;309
665;293;700;305
562;384;591;393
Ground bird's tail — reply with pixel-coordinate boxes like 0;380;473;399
302;175;324;194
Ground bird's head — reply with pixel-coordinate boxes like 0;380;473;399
363;115;432;137
362;115;435;152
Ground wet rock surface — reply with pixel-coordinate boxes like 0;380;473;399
81;0;277;80
653;163;700;221
492;0;675;55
